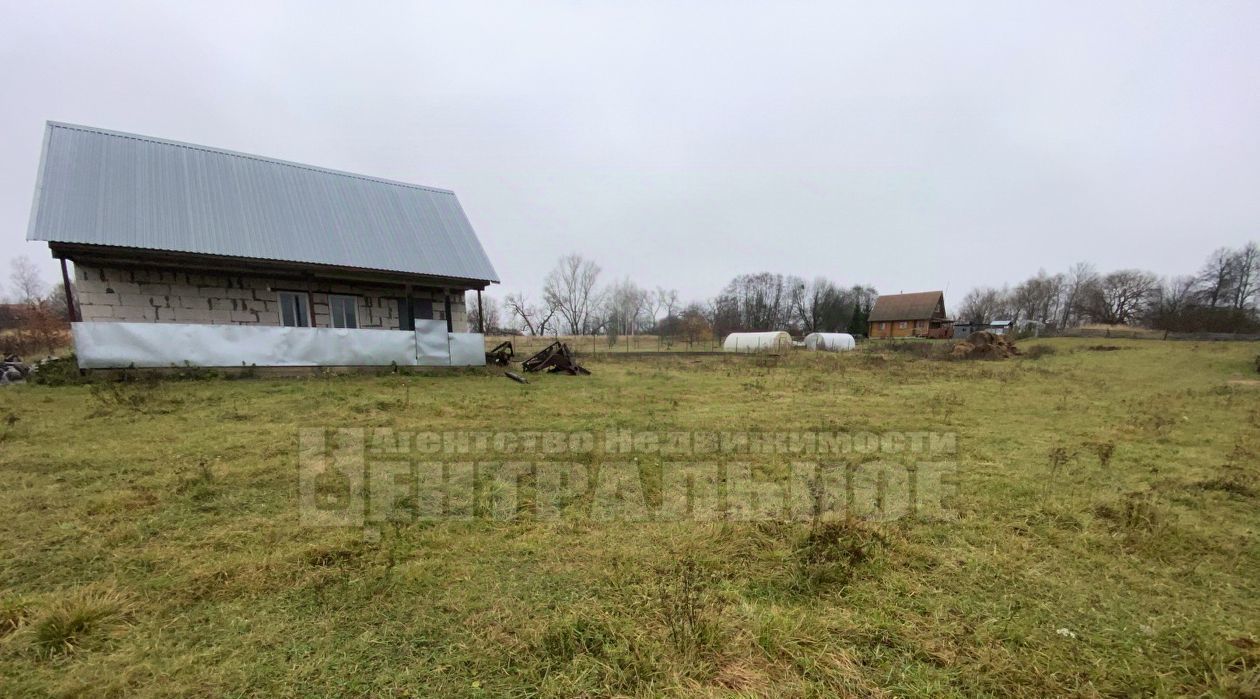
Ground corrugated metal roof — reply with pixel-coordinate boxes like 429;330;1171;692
26;122;499;283
868;291;945;322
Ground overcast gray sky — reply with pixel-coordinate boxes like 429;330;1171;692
2;0;1258;307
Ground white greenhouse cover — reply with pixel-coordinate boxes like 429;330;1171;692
722;331;792;353
72;322;486;368
803;333;856;352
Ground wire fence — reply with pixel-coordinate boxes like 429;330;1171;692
1056;327;1260;341
485;334;726;357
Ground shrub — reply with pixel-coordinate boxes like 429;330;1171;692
1090;440;1117;467
793;519;887;590
655;557;723;657
0;303;69;358
1094;492;1167;534
23;589;130;658
27;354;86;386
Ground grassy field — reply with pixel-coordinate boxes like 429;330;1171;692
0;338;1258;697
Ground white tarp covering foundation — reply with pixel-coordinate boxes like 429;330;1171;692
448;333;487;366
414;320;451;367
72;322;486;369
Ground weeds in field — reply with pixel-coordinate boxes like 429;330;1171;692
0;595;32;637
1089;440;1117;467
1094;491;1172;546
18;589;130;658
1023;344;1057;360
792;519;887;592
1196;437;1258;498
535;613;654;693
175;459;217;510
1044;446;1075;496
88;376;182;415
656;556;722;658
0;411;17;444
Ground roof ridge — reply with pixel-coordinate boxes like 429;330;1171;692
45;121;456;196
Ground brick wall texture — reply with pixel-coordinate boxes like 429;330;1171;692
73;263;468;331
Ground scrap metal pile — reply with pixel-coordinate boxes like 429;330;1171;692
484;340;591;383
485;341;514;367
1;355;32;385
521;341;590;375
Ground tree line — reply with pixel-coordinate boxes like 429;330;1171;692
7;240;1259;344
476;242;1260;340
958;243;1260;333
469;253;877;341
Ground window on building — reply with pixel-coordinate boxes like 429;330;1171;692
396;298;434;331
899;321;908;329
278;291;310;327
396;299;413;331
329;295;358;328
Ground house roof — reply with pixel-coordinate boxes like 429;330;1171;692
26;122;499;283
868;291;944;322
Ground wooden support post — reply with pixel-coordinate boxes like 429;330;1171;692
476;288;484;334
403;283;413;331
59;257;78;322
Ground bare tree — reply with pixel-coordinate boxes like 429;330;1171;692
1230;242;1260;311
1012;270;1064;325
648;287;679;331
544;254;602;335
957;287;1010;324
504;292;557;336
714;272;797;332
605;278;651;335
1196;247;1236;309
1058;262;1097;328
9;256;46;305
793;277;857;333
1080;269;1158;325
1149;275;1198;329
466;293;502;333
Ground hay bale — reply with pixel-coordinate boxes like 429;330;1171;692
951;342;976;358
967;331;996;348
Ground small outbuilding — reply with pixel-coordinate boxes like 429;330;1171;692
723;331;792;353
989;320;1014;336
803;332;856;352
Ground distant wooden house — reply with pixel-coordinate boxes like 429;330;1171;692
868;291;952;339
